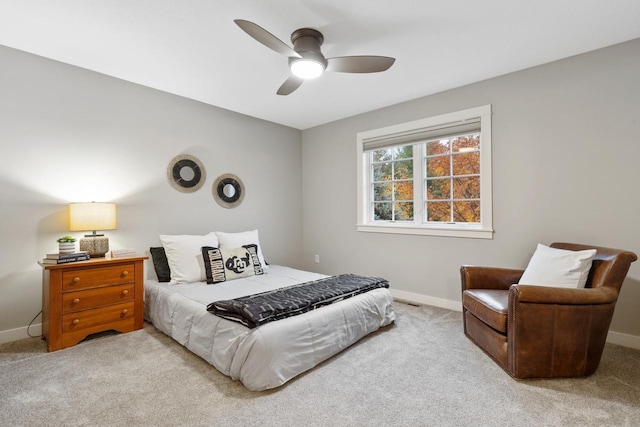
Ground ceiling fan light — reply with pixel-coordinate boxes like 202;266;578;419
290;59;324;79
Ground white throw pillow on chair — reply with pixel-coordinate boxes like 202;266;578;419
518;243;596;288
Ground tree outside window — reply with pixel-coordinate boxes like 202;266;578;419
425;134;480;223
371;145;414;221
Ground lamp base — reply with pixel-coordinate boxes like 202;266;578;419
80;235;109;257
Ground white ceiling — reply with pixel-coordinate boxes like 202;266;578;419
1;1;639;130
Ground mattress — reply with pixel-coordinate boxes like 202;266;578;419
144;265;396;391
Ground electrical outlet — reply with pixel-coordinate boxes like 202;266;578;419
314;254;320;264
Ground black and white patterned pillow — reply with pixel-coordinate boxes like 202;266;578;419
202;244;264;284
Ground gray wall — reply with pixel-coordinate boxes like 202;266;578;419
0;45;303;341
301;39;640;340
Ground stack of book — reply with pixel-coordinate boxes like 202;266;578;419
41;251;90;264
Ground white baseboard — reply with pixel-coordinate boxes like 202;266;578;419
390;288;462;312
606;330;640;350
390;289;640;350
0;323;42;345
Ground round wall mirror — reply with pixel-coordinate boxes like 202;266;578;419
213;173;245;208
167;154;206;193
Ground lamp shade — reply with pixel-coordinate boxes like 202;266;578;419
69;202;117;232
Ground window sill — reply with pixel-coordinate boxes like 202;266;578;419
356;224;494;239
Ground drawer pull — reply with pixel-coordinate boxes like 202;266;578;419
72;319;80;325
73;277;80;283
72;298;80;304
122;271;129;277
122;290;129;296
122;309;129;315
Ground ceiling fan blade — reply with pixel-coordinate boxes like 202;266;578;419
234;19;301;58
326;56;396;73
276;75;304;96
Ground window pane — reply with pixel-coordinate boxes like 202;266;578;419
393;159;413;180
452;152;480;175
452;134;480;153
426;156;450;177
426;201;451;222
427;140;450;156
394;181;413;201
394;202;413;220
374;202;392;220
373;162;392;181
453;176;480;199
453;201;480;223
426;178;450;200
394;145;413;160
373;183;392;201
373;149;392;162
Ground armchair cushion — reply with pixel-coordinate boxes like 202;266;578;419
462;289;508;332
518;243;596;288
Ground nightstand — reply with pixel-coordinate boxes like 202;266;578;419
39;255;147;352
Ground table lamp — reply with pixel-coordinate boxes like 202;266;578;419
69;202;117;257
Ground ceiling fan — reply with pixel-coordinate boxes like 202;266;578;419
234;19;396;96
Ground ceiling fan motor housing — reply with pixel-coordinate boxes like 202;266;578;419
290;28;327;67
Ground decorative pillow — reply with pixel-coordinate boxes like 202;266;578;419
159;232;219;284
216;229;269;270
518;243;597;289
149;247;171;282
202;244;264;284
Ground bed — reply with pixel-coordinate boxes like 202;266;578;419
144;265;395;391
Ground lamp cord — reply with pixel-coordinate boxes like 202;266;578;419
27;310;42;338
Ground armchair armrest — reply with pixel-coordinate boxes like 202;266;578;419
509;284;618;306
460;265;524;291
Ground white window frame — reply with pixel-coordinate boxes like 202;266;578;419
356;105;493;239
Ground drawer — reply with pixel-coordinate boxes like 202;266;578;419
62;301;135;334
62;263;135;291
62;284;135;314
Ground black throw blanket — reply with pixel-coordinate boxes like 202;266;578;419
206;274;389;328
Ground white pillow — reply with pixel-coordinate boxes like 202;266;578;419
160;232;219;283
216;229;268;270
518;243;597;289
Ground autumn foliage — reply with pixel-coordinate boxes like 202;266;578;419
372;134;480;223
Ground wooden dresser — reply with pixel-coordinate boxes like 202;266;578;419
40;255;147;352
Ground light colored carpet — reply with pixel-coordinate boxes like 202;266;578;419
1;302;639;426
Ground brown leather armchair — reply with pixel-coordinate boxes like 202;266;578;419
461;242;637;379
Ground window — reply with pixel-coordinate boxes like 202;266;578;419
356;105;493;239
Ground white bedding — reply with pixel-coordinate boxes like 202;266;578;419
144;265;395;391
